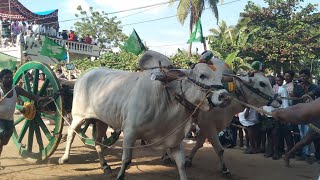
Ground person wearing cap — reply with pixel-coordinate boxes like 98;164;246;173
199;50;214;63
251;61;263;73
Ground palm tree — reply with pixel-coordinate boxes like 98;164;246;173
170;0;220;55
208;20;234;48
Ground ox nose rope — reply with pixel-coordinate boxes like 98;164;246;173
49;93;209;149
225;96;320;135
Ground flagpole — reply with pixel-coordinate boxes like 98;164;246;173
66;45;71;80
8;0;13;45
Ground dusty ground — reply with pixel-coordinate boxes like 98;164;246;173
0;125;319;180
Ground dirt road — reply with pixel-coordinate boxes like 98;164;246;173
0;127;319;180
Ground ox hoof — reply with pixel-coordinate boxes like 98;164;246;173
58;158;68;165
185;159;193;167
102;163;112;174
222;169;231;176
162;155;173;164
117;174;125;180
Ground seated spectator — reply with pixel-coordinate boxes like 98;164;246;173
85;34;92;44
38;73;46;91
55;69;66;79
68;30;75;41
61;30;68;40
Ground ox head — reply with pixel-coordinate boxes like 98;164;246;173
224;72;281;108
151;63;230;111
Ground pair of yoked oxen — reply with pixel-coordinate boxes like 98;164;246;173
58;51;282;180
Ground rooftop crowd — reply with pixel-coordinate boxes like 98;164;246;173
0;18;97;49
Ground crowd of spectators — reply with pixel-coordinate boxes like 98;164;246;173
0;18;97;49
225;68;320;166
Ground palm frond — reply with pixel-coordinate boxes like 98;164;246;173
177;0;192;25
207;0;219;23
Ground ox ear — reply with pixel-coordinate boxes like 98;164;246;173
150;69;188;82
223;73;252;84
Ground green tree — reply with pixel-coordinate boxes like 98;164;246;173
74;6;127;49
208;21;257;71
239;0;320;75
170;0;220;55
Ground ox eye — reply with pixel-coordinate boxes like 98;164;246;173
200;74;207;79
259;82;266;87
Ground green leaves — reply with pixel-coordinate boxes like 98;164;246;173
74;6;127;49
239;0;320;74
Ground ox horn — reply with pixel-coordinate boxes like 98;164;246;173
150;72;166;81
151;70;187;82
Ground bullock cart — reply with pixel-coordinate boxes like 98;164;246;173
12;61;119;162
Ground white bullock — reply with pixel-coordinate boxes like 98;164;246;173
58;51;230;180
184;58;281;174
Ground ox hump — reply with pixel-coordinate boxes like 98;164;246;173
139;50;173;70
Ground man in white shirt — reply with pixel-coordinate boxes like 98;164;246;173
32;21;40;35
239;108;260;154
273;75;293;159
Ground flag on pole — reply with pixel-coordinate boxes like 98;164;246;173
40;37;67;60
123;29;146;55
187;19;204;44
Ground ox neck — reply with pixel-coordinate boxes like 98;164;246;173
233;80;249;109
164;80;200;123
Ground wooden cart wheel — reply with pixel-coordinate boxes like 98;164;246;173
12;62;63;162
79;120;120;147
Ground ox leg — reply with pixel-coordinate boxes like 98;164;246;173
58;118;84;164
95;121;112;173
169;144;188;180
185;130;206;167
208;133;230;175
117;130;136;180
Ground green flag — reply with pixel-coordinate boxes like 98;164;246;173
40;37;67;60
187;19;204;44
0;53;17;71
123;29;146;55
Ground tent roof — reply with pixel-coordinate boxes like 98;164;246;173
0;0;58;26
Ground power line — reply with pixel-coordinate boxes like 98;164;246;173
121;0;242;27
0;0;179;24
148;43;187;47
0;0;241;28
117;5;164;20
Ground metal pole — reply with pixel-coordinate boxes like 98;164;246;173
8;0;13;45
66;45;71;80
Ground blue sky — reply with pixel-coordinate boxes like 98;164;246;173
20;0;319;55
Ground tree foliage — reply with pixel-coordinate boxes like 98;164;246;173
208;21;254;71
74;6;127;49
239;0;320;74
72;49;200;73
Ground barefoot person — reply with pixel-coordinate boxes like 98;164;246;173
272;89;320;167
0;69;45;169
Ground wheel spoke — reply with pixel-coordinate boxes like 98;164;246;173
34;122;44;152
18;120;30;143
92;122;97;140
80;121;91;135
20;96;29;103
36;116;53;141
33;69;39;94
14;116;26;126
38;79;50;96
27;122;35;152
22;72;32;92
16;105;23;110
